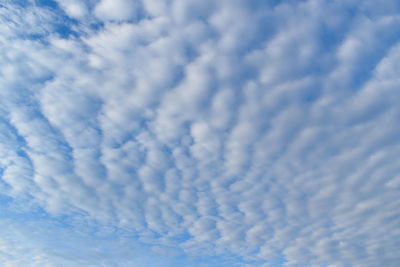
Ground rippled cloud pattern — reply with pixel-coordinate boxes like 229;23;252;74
1;0;400;266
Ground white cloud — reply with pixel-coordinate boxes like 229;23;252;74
55;0;88;19
94;0;141;22
1;0;400;266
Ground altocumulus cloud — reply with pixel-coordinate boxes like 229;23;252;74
0;0;400;266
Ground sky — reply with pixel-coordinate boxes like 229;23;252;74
0;0;400;266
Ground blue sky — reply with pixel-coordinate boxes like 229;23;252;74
0;0;400;266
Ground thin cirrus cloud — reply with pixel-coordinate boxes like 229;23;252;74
0;0;399;266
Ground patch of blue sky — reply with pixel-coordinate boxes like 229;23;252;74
34;0;58;9
0;201;251;266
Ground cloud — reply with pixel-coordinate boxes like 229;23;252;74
55;0;88;19
94;0;142;22
0;0;400;266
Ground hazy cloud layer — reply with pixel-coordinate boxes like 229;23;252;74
1;0;400;266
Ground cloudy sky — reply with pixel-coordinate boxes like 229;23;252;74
1;0;400;266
